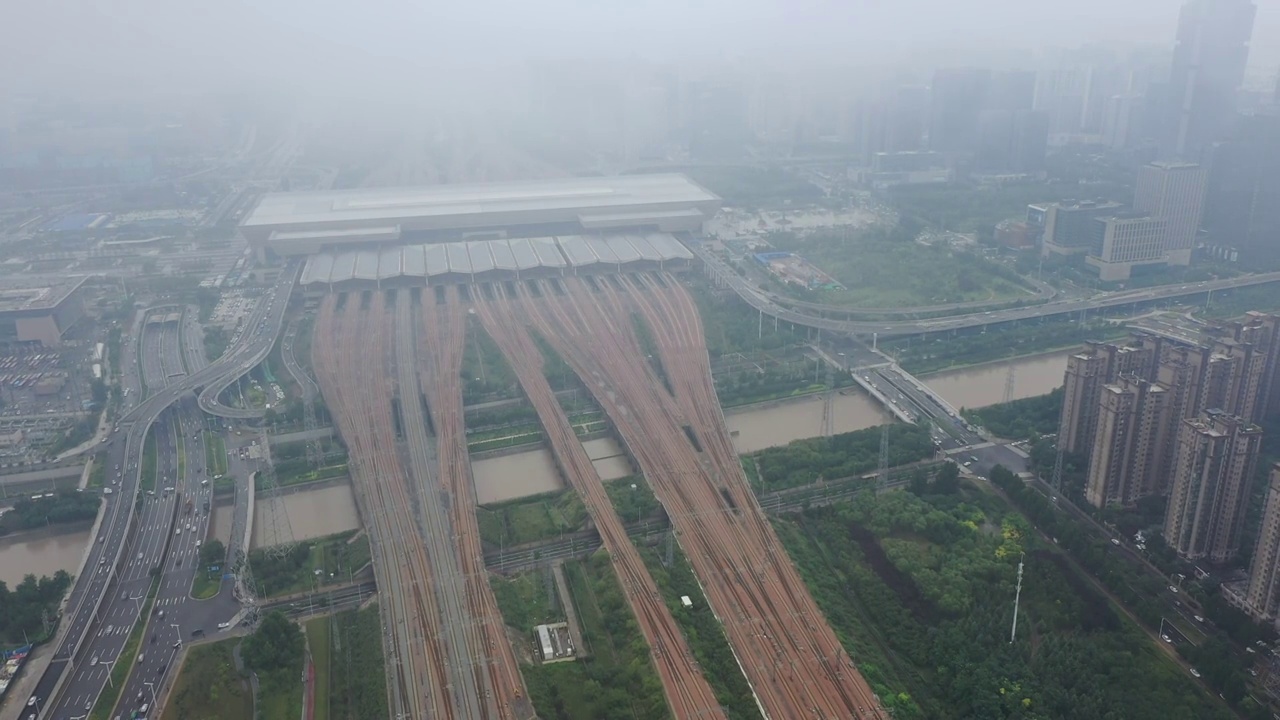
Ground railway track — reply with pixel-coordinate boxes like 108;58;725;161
315;294;446;720
315;289;533;720
510;274;887;719
418;288;533;719
475;288;726;720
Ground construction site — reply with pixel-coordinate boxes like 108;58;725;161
310;271;886;719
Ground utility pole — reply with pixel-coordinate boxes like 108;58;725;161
1002;362;1016;405
1010;552;1025;644
878;424;890;489
1051;443;1065;493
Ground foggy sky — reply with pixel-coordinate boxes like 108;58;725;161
4;0;1279;102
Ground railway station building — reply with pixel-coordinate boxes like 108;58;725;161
240;173;722;263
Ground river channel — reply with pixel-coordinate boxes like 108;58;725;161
923;350;1071;410
0;349;1074;575
0;525;93;588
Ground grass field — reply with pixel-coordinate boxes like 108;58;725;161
602;475;662;525
248;531;371;598
270;462;348;491
205;431;227;477
140;429;157;493
500;554;670;719
175;425;186;486
160;639;253;720
306;617;332;720
476;490;589;547
190;564;221;600
309;606;387;720
767;230;1033;308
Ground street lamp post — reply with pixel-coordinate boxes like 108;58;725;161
145;680;158;709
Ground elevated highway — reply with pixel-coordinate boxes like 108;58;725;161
689;238;1280;337
196;262;300;420
22;263;297;718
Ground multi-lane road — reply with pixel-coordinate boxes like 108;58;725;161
21;264;298;719
690;237;1280;337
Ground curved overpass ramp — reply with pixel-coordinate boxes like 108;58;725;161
197;262;300;420
688;240;1280;337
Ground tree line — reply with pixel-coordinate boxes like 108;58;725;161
753;422;933;490
0;490;100;535
0;571;71;645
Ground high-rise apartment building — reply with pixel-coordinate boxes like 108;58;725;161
1232;312;1280;417
1163;0;1257;161
1163;410;1262;562
1085;376;1172;506
1059;325;1273;510
1233;465;1280;621
1058;340;1154;454
1133;162;1208;265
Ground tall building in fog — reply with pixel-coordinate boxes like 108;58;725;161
1163;410;1262;562
928;68;990;153
685;79;750;161
1133;162;1208;265
1203;114;1280;264
1235;465;1280;621
1163;0;1257;160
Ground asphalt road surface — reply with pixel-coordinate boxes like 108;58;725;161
21;263;297;719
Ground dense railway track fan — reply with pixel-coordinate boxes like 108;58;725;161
312;273;886;719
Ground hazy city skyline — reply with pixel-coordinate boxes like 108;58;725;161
5;0;1279;101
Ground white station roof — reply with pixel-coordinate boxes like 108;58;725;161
245;174;719;230
299;233;693;284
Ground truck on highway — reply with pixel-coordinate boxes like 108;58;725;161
184;498;193;515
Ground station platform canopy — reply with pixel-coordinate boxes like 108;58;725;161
299;233;693;285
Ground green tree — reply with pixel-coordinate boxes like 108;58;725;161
199;539;226;566
242;611;304;682
933;461;961;494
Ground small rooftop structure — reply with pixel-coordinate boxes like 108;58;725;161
534;622;576;664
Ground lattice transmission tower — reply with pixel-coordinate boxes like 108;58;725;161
257;429;296;561
1002;362;1017;405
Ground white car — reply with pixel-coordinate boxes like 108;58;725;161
175;528;182;536
90;655;98;666
217;622;230;629
1189;668;1201;678
1168;585;1179;594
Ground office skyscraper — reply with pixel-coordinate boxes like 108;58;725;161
1203;114;1280;264
1163;0;1257;161
928;68;990;153
1133;162;1208;265
1163;410;1262;562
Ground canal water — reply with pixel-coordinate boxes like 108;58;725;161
252;482;361;549
725;390;892;453
922;350;1071;411
0;525;93;588
1;351;1073;571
